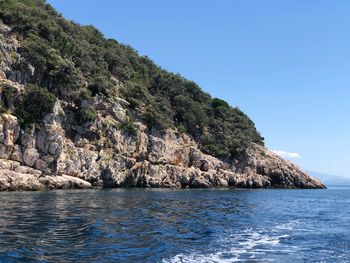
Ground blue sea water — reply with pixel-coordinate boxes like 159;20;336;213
0;186;349;262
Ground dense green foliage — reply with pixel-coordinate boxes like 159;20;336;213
15;84;56;126
0;0;264;158
118;114;137;136
76;104;97;124
0;82;17;112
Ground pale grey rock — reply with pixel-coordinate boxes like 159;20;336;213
0;70;6;80
33;159;50;173
23;148;39;167
0;169;43;191
0;114;20;146
0;107;326;191
0;144;10;159
0;158;20;170
21;126;36;149
39;175;92;190
13;165;42;177
10;145;23;162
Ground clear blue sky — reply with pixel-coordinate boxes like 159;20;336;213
47;0;350;177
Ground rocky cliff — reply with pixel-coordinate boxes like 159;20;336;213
0;14;325;191
0;106;325;190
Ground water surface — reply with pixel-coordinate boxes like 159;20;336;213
0;186;349;262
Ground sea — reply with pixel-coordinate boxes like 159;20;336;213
0;186;349;262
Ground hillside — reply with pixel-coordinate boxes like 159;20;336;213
0;0;325;190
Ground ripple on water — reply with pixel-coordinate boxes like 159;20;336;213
0;188;349;262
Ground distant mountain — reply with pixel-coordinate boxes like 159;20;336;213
308;171;350;186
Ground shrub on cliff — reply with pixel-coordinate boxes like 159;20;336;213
76;105;97;124
21;35;83;99
142;107;168;131
201;135;231;159
118;114;137;136
15;84;56;126
88;75;113;96
172;94;209;136
0;83;17;110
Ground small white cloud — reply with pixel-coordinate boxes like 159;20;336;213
272;150;301;159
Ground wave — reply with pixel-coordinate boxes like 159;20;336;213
163;221;300;263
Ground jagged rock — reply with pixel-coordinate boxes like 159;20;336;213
0;169;43;191
0;70;6;80
0;169;92;191
10;145;23;162
147;130;195;166
14;165;41;177
199;160;209;172
23;148;39;167
0;158;20;170
34;159;50;173
21;126;36;149
191;177;212;188
0;114;20;146
0;106;326;190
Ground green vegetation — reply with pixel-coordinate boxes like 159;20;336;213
118;114;137;136
76;104;97;124
0;82;17;112
260;150;267;158
0;0;264;159
15;84;56;126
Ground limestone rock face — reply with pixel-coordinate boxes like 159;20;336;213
0;23;325;191
0;98;326;191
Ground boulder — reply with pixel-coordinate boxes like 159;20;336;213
0;169;44;191
39;175;92;190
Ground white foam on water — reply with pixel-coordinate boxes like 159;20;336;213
274;219;309;231
165;253;237;263
163;222;298;263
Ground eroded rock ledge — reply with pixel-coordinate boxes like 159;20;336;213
0;109;325;191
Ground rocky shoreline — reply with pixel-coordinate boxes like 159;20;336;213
0;109;325;191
